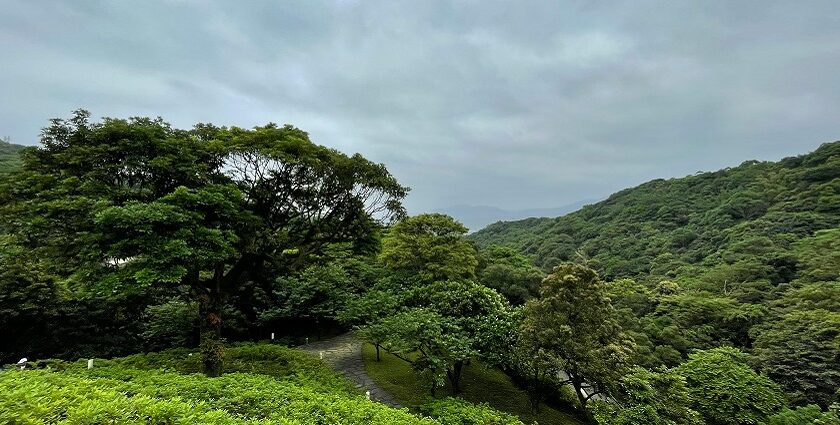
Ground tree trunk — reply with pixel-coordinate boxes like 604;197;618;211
375;344;381;362
571;377;595;423
199;274;224;377
447;360;464;394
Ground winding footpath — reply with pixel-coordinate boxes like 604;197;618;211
298;333;401;408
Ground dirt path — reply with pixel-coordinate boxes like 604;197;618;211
298;333;401;408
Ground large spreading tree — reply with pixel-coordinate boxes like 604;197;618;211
0;110;407;375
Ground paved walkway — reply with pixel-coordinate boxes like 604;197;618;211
298;333;401;408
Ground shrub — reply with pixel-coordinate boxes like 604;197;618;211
0;367;436;425
418;397;524;425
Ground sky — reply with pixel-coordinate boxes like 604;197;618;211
2;1;840;213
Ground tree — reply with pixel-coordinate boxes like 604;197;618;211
380;214;478;283
794;229;840;282
372;280;512;394
374;308;472;394
751;309;840;408
341;282;402;361
477;246;544;304
507;334;564;412
1;111;407;375
590;367;702;425
675;347;786;425
519;263;635;419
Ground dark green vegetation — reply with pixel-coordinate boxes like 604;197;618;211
0;110;407;376
473;142;840;411
2;111;839;424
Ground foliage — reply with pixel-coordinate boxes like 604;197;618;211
478;246;545;304
361;343;583;425
141;299;199;350
369;279;514;394
0;110;407;374
591;366;702;425
471;142;840;406
0;139;25;173
519;263;635;415
419;398;524;425
472;142;840;284
380;214;479;283
0;343;556;425
794;228;840;282
766;405;840;425
0;367;433;425
751;309;840;408
674;347;785;425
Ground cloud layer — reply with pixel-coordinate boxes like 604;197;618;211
2;1;839;212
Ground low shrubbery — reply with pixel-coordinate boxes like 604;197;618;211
0;343;529;425
419;398;523;425
107;343;354;395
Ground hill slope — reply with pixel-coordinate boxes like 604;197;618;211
471;141;840;285
0;140;27;173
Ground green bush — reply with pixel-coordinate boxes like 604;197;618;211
419;397;524;425
767;405;840;425
0;370;290;425
107;343;355;394
0;367;436;425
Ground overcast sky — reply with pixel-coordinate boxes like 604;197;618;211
2;1;839;213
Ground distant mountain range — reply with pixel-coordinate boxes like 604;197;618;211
436;200;595;232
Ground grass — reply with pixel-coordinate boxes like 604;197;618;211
361;343;583;425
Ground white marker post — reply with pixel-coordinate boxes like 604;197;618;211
365;391;371;400
87;359;94;369
319;351;324;360
271;332;275;341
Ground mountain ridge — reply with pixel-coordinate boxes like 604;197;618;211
470;140;840;282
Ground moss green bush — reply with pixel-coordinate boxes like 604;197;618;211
419;398;524;425
0;367;435;425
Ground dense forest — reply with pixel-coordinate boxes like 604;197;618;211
473;142;840;410
1;113;838;425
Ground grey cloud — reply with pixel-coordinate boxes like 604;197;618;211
1;0;839;213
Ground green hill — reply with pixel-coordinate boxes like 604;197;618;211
472;141;840;285
471;141;840;408
0;140;27;173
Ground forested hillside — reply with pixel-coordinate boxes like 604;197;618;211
472;141;840;408
3;112;838;424
473;141;840;283
0;140;26;173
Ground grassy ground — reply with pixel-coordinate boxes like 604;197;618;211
361;343;583;425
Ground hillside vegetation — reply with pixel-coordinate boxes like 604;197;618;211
3;112;838;424
472;141;840;283
0;140;26;173
472;141;840;408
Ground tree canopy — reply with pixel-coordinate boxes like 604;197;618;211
0;110;407;375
